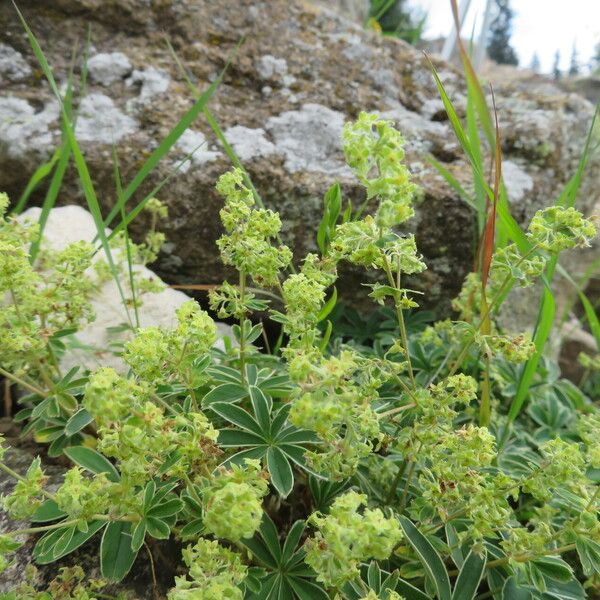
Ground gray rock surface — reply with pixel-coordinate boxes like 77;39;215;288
0;0;598;317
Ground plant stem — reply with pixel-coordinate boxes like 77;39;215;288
0;366;46;397
239;270;247;386
386;459;407;504
382;257;416;390
378;403;416;418
0;461;57;502
444;244;541;381
399;443;421;512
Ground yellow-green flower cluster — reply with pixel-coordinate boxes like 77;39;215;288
305;491;402;589
527;206;597;252
416;425;514;538
490;243;546;288
332;217;426;276
55;468;110;522
124;300;216;385
343;112;417;228
521;438;588;502
83;367;148;426
578;413;600;469
289;350;382;479
1;457;46;520
0;194;96;375
202;459;268;542
215;168;292;287
280;254;337;350
168;538;247;600
480;333;536;363
97;400;218;486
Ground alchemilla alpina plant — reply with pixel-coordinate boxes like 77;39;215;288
0;111;599;600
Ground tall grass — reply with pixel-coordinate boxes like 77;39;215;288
428;0;600;427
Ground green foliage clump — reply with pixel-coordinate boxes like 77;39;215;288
0;107;599;600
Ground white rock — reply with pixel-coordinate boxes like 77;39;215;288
176;129;220;170
18;206;231;372
502;160;534;203
126;67;171;104
76;93;138;144
266;103;351;175
0;43;31;83
224;125;276;161
256;55;288;80
87;52;132;86
0;96;58;159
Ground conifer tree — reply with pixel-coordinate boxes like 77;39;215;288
569;42;580;76
553;50;561;80
530;52;540;72
486;0;518;66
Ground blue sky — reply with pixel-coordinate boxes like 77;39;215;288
411;0;600;73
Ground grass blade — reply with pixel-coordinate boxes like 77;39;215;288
13;1;133;327
11;149;60;215
112;145;140;328
103;40;242;230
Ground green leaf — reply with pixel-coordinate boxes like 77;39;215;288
12;147;60;214
576;537;600;577
502;577;533;600
143;480;156;510
249;385;272;433
209;402;264;436
218;429;267;447
367;560;381;590
267;447;294;497
399;517;451;600
532;556;574;582
288;577;329;600
221;447;268;469
146;516;171;539
180;518;204;539
394;577;431;600
64;409;93;437
64;446;120;482
508;282;555;421
131;520;146;552
146;498;184;519
100;522;138;582
203;383;248;405
281;520;305;564
31;500;66;523
452;548;486;600
259;513;283;563
317;288;337;322
34;520;104;564
52;526;75;559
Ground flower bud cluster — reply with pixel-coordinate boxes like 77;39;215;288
0;195;96;375
168;538;247;600
55;468;110;521
124;300;216;385
305;491;402;588
1;457;46;520
83;367;148;426
202;459;268;542
288;350;382;479
527;206;597;252
343;112;417;228
215;168;291;287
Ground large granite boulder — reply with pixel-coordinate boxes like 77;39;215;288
0;0;598;316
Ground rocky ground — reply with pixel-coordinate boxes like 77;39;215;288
0;0;598;318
